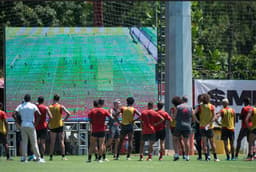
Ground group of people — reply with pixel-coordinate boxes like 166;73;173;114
0;93;256;163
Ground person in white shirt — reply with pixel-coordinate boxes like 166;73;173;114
13;94;44;162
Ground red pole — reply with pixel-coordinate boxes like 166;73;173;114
93;1;103;26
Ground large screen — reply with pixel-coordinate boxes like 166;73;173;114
5;27;157;121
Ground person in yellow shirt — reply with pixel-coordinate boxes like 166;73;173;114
48;94;71;161
115;97;141;160
0;103;11;160
245;103;256;161
216;98;235;160
193;93;219;161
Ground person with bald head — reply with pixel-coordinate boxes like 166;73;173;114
216;98;236;160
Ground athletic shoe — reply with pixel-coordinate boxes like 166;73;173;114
231;157;237;161
49;157;53;161
6;158;13;161
197;157;202;161
226;157;230;161
86;160;92;163
173;156;179;161
98;159;104;163
28;155;35;161
245;157;254;161
214;159;220;162
62;157;68;161
126;157;131;160
114;157;119;160
185;156;190;161
146;157;152;161
139;158;143;161
103;158;110;162
34;158;45;163
159;157;163;161
20;157;27;163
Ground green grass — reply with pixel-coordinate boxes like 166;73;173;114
1;155;255;172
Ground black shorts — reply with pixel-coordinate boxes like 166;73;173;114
142;134;155;141
237;128;250;141
200;128;214;138
221;128;234;141
120;124;133;135
174;129;191;138
50;126;64;133
91;131;105;138
251;128;256;135
0;133;7;144
36;128;48;139
155;129;166;141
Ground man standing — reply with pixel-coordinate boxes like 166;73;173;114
139;102;164;161
35;96;52;161
115;97;141;160
48;94;71;161
173;96;192;161
193;93;219;161
235;97;253;159
245;103;256;161
155;102;172;160
87;99;112;163
13;94;43;162
106;99;121;159
216;98;236;160
0;103;11;160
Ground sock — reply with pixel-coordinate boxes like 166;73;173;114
116;153;119;158
98;155;102;160
204;153;208;160
226;154;230;159
6;152;10;160
62;154;65;158
103;154;106;160
148;154;152;159
127;154;130;158
198;151;202;159
50;155;53;159
231;153;234;159
140;154;143;159
159;151;163;158
41;154;44;159
88;155;92;161
213;153;217;159
95;154;98;160
182;152;185;158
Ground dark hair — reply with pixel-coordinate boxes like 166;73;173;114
182;96;188;103
157;102;164;110
243;97;251;106
98;99;104;106
197;94;202;103
53;94;60;101
37;96;44;104
24;94;31;102
93;100;98;107
148;101;154;108
201;93;210;104
171;96;182;107
127;97;135;106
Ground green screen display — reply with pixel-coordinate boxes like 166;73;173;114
5;27;157;121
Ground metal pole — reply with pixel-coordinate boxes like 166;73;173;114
165;1;192;149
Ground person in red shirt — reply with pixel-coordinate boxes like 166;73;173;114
0;102;11;160
35;96;52;160
235;97;253;159
154;102;172;160
139;102;164;161
87;99;112;163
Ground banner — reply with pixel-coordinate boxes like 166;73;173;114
194;79;256;153
194;79;256;113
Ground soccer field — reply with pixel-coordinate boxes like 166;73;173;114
1;155;255;172
5;27;157;120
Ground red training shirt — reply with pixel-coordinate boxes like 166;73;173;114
140;109;163;134
35;104;48;130
240;105;253;128
155;109;171;131
88;107;111;133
